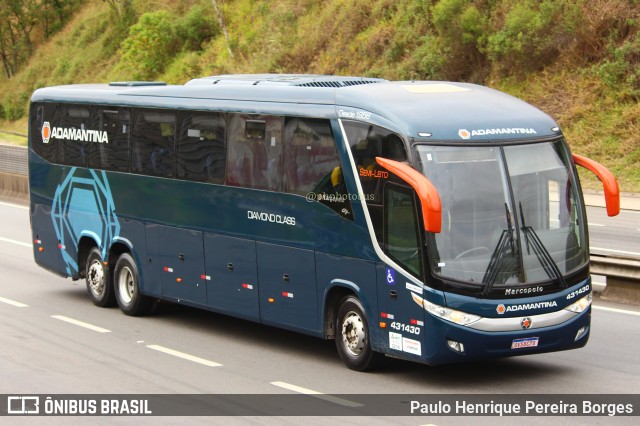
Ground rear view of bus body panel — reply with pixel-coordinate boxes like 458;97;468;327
29;157;116;280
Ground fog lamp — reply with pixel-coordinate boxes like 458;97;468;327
447;340;465;353
575;326;589;342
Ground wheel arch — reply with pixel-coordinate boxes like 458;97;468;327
323;279;376;340
77;236;99;279
108;240;134;278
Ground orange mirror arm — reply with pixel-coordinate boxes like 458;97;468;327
573;154;620;217
376;157;442;233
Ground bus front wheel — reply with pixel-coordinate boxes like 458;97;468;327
114;252;155;316
335;296;381;371
85;247;115;307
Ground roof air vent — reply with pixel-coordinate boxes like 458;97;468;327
109;81;167;87
295;80;382;88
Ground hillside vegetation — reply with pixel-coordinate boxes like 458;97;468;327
1;0;639;191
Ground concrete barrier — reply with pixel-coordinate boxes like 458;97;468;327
0;172;29;201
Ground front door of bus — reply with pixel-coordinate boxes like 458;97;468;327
377;183;427;359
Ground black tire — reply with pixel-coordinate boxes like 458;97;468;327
113;252;156;316
85;247;115;307
335;295;382;371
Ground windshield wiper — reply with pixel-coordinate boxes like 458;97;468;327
519;202;567;289
481;204;517;295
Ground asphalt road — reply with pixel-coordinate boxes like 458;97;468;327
1;199;639;425
585;206;640;257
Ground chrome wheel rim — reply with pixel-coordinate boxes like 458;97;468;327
341;310;366;357
87;259;104;296
118;266;135;305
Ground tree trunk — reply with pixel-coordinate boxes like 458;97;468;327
211;0;234;59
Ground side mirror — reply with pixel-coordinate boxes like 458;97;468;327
573;154;620;217
376;157;442;233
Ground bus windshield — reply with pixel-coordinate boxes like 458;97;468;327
415;140;587;289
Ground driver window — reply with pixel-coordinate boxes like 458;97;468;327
342;120;408;244
384;184;422;278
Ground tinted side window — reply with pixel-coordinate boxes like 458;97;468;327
31;103;58;164
344;121;407;204
58;105;91;167
283;118;338;194
91;107;130;172
343;121;408;243
226;114;283;191
131;109;176;178
384;184;423;278
284;117;352;218
177;112;226;183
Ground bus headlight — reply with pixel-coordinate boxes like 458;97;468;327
411;293;481;326
564;292;592;314
422;299;481;326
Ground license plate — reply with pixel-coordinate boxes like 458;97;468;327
511;337;539;349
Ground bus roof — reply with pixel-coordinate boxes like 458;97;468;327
31;74;560;141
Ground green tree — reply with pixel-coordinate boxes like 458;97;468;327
119;10;179;80
431;0;488;81
485;0;581;74
0;0;36;77
41;0;83;39
0;0;80;78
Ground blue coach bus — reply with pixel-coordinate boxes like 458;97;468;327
28;75;619;370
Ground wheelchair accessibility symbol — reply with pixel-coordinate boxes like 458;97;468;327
386;268;396;285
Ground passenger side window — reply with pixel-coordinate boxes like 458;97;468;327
58;105;91;167
31;103;58;164
131;110;176;178
226;114;283;190
284;118;352;218
91;108;130;172
177;113;226;183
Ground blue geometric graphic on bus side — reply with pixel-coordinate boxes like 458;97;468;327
51;167;120;276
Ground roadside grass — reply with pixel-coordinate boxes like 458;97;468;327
0;133;27;147
0;0;637;193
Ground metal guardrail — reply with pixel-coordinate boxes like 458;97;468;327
0;145;638;302
0;143;28;175
591;253;640;280
590;253;640;303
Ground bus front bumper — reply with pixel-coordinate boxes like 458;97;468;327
420;307;591;365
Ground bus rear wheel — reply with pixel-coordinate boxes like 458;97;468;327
85;247;115;307
335;296;381;371
114;252;155;316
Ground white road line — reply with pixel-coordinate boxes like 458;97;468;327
0;201;28;210
590;247;640;257
593;305;640;317
51;315;111;333
588;223;605;227
0;236;32;248
0;296;28;307
270;381;363;407
146;344;222;367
